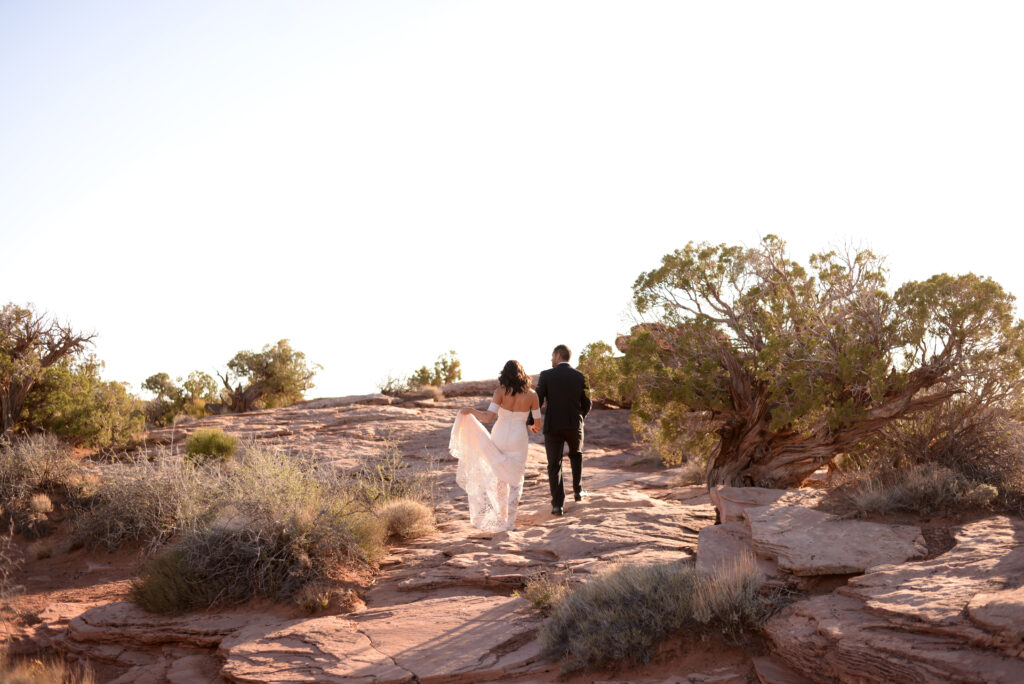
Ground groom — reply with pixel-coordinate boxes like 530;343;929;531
533;344;592;516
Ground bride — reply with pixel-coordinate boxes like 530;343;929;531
449;360;541;532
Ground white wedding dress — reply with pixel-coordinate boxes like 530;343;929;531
449;403;532;532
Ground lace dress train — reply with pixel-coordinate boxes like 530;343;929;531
449;407;530;532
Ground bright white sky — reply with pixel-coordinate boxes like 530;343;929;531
2;1;1023;398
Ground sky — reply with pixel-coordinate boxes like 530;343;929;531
2;1;1023;399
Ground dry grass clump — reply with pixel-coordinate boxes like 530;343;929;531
295;584;361;614
184;428;237;466
847;401;1024;514
0;656;95;684
845;463;998;517
517;568;574;612
0;525;24;608
73;451;221;552
541;555;769;672
354;437;437;508
377;497;434;540
131;445;386;613
0;434;79;528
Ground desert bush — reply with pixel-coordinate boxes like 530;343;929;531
845;463;999;517
21;355;145;449
73;452;221;552
378;497;434;540
184;429;237;466
131;445;385;613
518;568;573;612
378;351;461;397
848;400;1024;495
0;434;79;528
0;523;23;608
143;371;220;426
541;556;769;672
0;303;94;440
354;437;437;508
295;584;361;614
215;339;320;413
376;374;409;397
0;655;95;684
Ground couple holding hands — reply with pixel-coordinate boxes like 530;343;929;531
449;344;592;532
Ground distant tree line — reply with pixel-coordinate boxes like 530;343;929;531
1;302;319;447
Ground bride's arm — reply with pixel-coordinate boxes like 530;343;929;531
529;391;543;433
458;390;501;423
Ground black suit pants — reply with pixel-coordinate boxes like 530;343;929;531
545;428;582;508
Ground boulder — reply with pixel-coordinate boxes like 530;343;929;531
766;517;1024;682
709;486;824;524
746;505;925;576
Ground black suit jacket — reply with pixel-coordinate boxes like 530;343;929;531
536;363;592;434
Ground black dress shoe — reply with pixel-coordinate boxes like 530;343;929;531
574;490;588;502
551;506;564;516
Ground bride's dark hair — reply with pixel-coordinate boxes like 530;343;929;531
498;360;530;395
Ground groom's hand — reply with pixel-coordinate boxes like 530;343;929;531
529;424;541;434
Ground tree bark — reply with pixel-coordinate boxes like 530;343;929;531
704;347;957;488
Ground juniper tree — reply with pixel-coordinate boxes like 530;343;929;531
582;236;1024;488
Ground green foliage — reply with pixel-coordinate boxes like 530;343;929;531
22;355;144;449
0;303;94;438
184;429;238;466
589;237;1024;486
380;351;461;396
221;339;320;411
143;371;220;425
541;555;769;672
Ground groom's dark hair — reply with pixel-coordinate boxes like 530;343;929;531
553;344;571;362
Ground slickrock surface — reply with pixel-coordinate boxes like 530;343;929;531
765;516;1024;683
745;505;926;575
700;487;926;578
33;389;722;682
708;486;824;524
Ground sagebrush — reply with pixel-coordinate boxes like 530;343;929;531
131;445;386;613
541;555;768;672
0;434;80;532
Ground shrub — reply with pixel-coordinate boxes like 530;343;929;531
354;437;437;508
131;445;386;613
21;355;145;449
518;568;573;612
0;434;79;528
143;371;220;426
184;429;237;466
378;497;434;540
73;452;221;552
216;339;320;412
0;523;23;606
378;351;462;397
0;303;93;441
845;463;999;517
541;556;769;672
0;656;95;684
376;375;408;397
